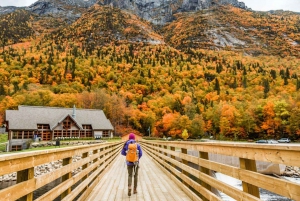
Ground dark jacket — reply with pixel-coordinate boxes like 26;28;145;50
121;139;143;165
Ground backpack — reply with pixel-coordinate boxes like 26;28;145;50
126;142;138;162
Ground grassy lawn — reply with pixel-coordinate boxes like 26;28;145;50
0;134;8;152
0;134;8;143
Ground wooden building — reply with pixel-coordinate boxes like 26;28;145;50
5;105;114;151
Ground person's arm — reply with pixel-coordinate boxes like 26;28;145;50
138;144;142;159
121;141;128;156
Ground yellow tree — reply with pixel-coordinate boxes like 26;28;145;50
181;129;189;140
49;93;77;107
219;117;230;139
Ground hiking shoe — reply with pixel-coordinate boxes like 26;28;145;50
128;188;131;196
133;188;137;194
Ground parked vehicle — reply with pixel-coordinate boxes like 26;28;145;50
277;138;291;143
267;139;278;144
256;139;268;143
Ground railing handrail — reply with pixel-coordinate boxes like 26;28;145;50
140;140;300;201
0;141;117;160
141;140;300;167
142;140;300;150
0;141;123;201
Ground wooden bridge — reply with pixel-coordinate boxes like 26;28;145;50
0;140;299;201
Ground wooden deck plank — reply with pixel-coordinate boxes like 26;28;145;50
98;169;116;200
140;158;158;201
86;153;192;201
143;159;168;201
107;159;124;201
142;154;190;201
114;161;126;200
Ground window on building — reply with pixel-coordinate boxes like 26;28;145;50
81;125;93;138
37;124;50;129
86;131;93;137
12;145;22;151
54;130;62;138
37;124;51;141
73;130;79;137
83;125;92;130
12;131;22;139
102;130;109;138
63;117;71;130
24;131;34;139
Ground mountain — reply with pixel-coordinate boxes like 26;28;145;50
48;4;164;48
44;3;300;57
26;0;98;22
0;6;22;15
27;0;98;15
162;6;300;57
0;10;35;48
0;0;299;57
1;0;300;140
0;0;246;24
99;0;246;25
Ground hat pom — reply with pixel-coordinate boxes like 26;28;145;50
129;133;135;140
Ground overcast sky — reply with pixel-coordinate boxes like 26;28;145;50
0;0;35;7
241;0;300;12
0;0;300;12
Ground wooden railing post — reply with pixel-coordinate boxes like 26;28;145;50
61;157;72;199
181;148;188;184
89;149;99;184
106;145;110;157
81;152;89;191
93;149;99;168
99;147;104;167
163;145;168;164
239;158;260;198
170;146;175;168
105;145;110;167
163;145;168;156
158;144;162;154
154;143;159;156
199;151;211;201
17;167;34;201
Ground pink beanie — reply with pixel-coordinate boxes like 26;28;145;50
129;133;135;140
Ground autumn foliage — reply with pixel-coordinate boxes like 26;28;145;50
0;5;300;141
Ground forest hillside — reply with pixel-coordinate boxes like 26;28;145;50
0;2;300;141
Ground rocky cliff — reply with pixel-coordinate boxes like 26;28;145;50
99;0;246;25
26;0;98;21
0;6;21;15
1;0;246;25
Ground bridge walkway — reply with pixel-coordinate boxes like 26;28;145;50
86;152;191;201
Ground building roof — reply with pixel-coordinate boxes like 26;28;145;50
6;105;114;131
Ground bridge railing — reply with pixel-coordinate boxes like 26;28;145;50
141;141;300;201
0;141;122;201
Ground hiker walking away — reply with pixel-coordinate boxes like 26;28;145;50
121;133;143;196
